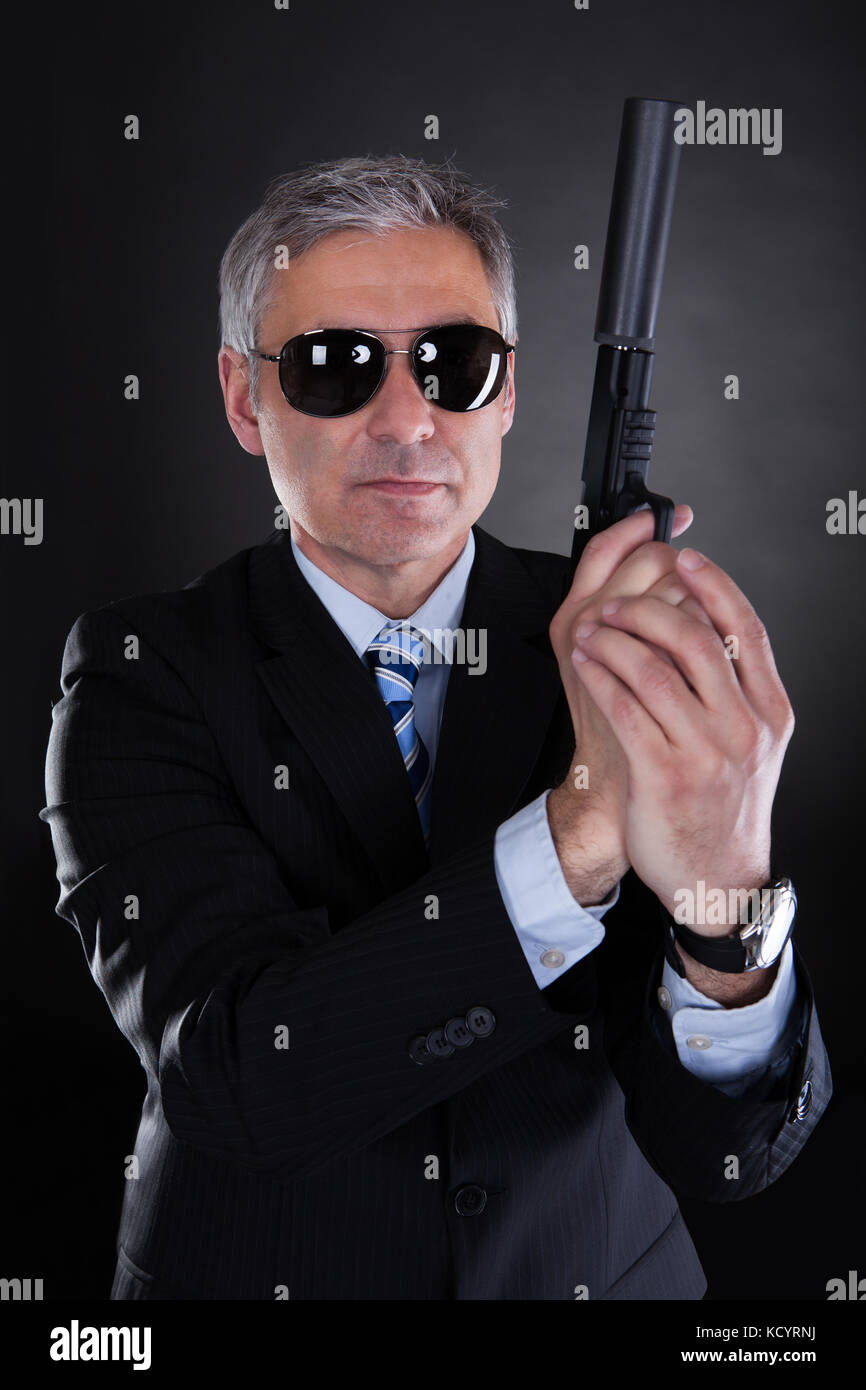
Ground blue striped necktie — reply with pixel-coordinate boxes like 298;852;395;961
366;624;432;845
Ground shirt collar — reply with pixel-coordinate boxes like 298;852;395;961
289;528;476;660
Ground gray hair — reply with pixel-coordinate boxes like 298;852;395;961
218;153;518;411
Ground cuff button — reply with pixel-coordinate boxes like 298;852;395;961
540;949;566;969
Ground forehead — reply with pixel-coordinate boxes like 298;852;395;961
259;224;499;336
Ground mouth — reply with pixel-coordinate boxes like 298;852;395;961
361;480;445;495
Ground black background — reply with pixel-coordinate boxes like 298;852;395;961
3;0;864;1302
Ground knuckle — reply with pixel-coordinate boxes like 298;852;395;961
694;744;729;782
581;532;610;566
551;607;577;648
770;692;795;738
649;576;690;605
659;758;694;802
638;659;676;699
689;624;723;661
744;613;771;652
611;695;639;732
606;595;637;623
637;540;677;575
734;713;764;760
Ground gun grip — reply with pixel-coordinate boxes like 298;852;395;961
620;471;675;543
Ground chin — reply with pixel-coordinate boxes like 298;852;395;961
339;520;461;567
349;537;452;567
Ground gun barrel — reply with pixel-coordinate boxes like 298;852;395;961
594;97;684;350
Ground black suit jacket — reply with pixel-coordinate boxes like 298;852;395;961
40;523;832;1300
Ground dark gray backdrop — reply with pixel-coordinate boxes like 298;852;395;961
3;0;863;1301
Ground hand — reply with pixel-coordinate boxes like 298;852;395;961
547;505;699;900
570;545;795;932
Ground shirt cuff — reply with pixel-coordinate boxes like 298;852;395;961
657;936;799;1085
494;789;619;990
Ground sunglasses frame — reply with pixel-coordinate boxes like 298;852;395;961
251;323;515;418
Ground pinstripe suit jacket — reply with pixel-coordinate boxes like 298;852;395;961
41;522;832;1300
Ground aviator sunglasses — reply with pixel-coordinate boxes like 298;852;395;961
252;323;514;419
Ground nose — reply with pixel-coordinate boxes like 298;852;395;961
364;346;435;445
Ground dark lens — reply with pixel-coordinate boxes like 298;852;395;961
278;331;385;417
412;325;509;411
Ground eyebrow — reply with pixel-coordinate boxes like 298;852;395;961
312;315;480;332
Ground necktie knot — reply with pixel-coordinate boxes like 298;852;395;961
366;623;429;695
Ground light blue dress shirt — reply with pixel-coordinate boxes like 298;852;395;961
290;529;800;1095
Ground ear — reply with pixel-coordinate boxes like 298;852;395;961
501;332;517;437
219;346;266;456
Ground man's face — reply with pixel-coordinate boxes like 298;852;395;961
220;225;515;567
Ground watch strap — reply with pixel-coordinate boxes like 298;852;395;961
667;916;749;973
660;905;687;977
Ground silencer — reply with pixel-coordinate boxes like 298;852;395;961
594;97;684;350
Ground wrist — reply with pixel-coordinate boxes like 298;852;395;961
659;867;772;934
672;939;780;1005
547;782;627;906
660;871;795;988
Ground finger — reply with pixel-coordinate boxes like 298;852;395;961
570;650;669;761
675;549;794;723
583;592;712;689
571;536;702;634
639;573;715;626
572;537;691;625
671;507;693;539
574;622;707;749
598;594;746;716
569;504;693;604
680;595;715;627
642;571;693;607
580;575;714;631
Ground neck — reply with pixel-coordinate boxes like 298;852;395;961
290;522;470;618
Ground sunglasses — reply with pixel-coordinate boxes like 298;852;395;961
252;323;514;418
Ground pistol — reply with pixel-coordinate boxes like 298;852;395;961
569;97;684;582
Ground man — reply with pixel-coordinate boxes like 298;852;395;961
41;154;830;1300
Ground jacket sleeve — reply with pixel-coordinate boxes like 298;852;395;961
589;867;833;1202
41;606;580;1183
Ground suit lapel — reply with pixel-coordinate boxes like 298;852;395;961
247;525;564;890
427;525;564;862
248;529;428;894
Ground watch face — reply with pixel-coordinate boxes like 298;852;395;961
754;886;797;967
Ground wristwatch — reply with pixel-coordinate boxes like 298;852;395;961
661;877;797;975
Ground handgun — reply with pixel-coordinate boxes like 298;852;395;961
569;96;685;583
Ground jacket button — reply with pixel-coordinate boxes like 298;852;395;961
426;1026;455;1058
788;1078;813;1122
453;1184;487;1216
408;1035;434;1066
465;1006;496;1038
444;1016;474;1048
